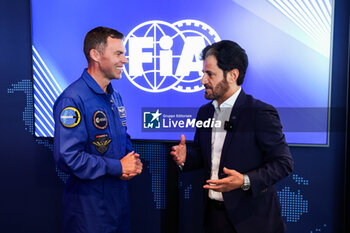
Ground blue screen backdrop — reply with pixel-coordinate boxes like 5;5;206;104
31;0;333;145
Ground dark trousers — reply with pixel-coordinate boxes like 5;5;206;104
204;199;238;233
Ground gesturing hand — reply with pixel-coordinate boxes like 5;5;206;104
170;134;186;166
203;167;244;192
120;151;143;180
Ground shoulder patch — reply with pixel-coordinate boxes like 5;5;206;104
60;107;81;128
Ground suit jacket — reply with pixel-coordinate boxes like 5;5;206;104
184;89;294;233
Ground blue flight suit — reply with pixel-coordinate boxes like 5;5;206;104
53;69;133;233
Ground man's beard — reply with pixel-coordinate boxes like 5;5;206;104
204;77;229;100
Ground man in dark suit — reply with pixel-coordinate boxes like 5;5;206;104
171;40;293;233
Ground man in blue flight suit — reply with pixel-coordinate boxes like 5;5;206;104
53;27;143;233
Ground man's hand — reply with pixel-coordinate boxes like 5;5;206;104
170;134;186;166
120;151;143;180
120;173;138;180
203;167;244;192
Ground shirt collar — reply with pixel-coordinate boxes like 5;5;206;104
82;68;114;95
212;87;241;112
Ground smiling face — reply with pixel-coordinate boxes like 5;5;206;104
201;55;230;103
97;37;128;80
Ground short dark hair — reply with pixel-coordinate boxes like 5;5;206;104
201;40;248;86
83;26;124;62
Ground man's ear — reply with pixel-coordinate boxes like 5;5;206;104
227;68;239;84
89;49;101;62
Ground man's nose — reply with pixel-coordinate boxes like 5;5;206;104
122;54;128;64
201;73;208;85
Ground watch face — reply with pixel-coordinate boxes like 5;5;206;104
241;184;250;191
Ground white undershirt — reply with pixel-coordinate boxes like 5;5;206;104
209;88;241;201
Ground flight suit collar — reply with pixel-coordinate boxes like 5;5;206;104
82;68;114;95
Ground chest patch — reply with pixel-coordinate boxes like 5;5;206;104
92;134;112;154
93;110;108;130
117;106;126;118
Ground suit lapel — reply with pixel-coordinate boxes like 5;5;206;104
219;90;247;173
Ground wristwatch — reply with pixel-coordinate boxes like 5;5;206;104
241;174;251;191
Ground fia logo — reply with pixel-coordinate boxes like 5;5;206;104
143;109;162;129
124;20;221;93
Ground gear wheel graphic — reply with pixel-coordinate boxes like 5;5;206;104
172;20;221;93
